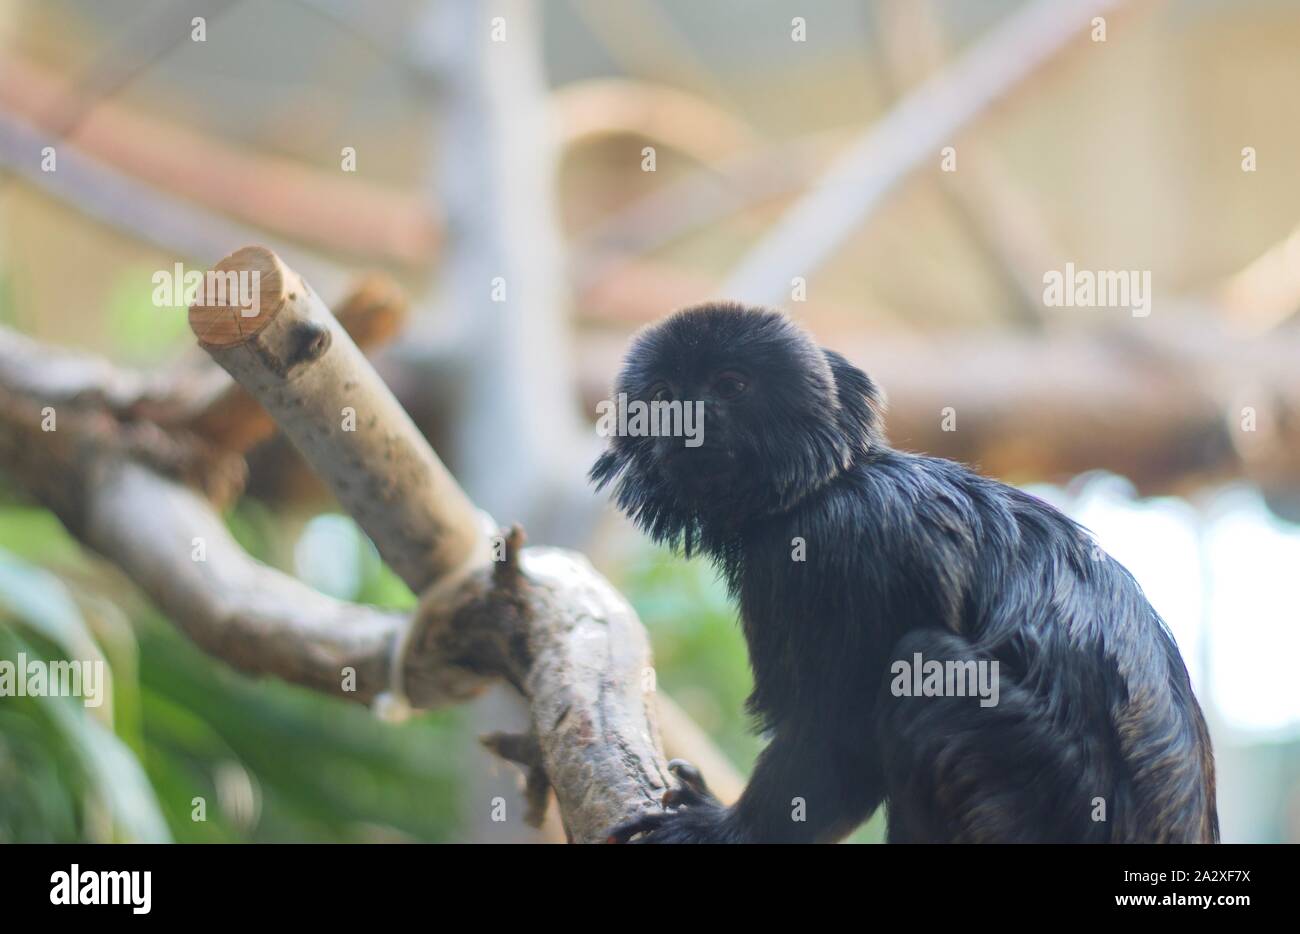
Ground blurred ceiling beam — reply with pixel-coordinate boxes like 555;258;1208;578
0;55;438;266
568;0;741;110
872;0;1074;330
578;313;1300;499
2;53;762;279
1215;222;1300;333
571;128;843;294
723;0;1129;307
28;0;241;143
0;101;347;298
573;252;902;330
552;77;756;164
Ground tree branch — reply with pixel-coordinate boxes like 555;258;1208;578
86;461;405;703
185;245;675;841
0;244;725;842
0;375;401;702
189;246;484;593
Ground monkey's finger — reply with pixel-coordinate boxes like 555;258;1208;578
667;758;715;803
661;784;712;808
605;811;669;844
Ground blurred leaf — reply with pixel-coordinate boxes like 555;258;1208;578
38;688;171;842
0;703;82;842
293;513;377;601
0;554;168;840
0;549;102;662
0;627;168;842
620;546;760;770
293;512;416;609
356;559;416;610
77;594;145;756
0;512;456;843
0;507;88;574
224;497;280;565
137;618;464;842
106;265;190;365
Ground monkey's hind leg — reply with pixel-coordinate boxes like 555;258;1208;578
875;629;1106;844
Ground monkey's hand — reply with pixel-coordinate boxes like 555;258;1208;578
605;759;743;844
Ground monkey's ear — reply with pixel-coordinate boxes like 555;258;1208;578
823;349;885;455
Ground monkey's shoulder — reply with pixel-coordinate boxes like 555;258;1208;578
731;453;987;643
737;450;1116;631
747;451;1041;568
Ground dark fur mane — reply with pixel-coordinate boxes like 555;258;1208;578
590;303;885;556
591;302;1217;844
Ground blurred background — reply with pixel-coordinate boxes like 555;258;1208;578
1;0;1298;843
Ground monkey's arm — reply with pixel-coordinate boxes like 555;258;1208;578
730;726;883;843
609;726;882;843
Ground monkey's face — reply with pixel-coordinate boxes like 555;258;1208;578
591;302;880;551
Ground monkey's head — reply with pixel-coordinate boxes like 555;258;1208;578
590;302;884;553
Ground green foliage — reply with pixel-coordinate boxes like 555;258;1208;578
0;495;878;842
0;505;463;843
0;695;83;840
0;506;86;569
618;548;760;772
0;556;169;842
291;512;415;609
135;619;464;843
106;266;191;365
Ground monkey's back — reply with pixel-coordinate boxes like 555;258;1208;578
733;450;1219;843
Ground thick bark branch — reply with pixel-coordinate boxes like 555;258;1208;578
401;537;674;840
185;246;675;841
0;246;716;842
189;247;484;593
171;273;409;455
0;377;401;701
86;461;405;703
0;108;345;295
0;327;178;415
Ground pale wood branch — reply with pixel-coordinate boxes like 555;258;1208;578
189;246;483;593
0;243;734;842
169;273;409;455
86;461;406;703
723;0;1126;306
0;373;401;701
186;245;676;841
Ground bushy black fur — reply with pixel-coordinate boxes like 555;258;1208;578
592;302;1218;843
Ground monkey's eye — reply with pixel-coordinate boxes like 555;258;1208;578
651;383;674;403
712;371;749;400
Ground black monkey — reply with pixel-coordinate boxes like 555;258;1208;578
591;303;1218;844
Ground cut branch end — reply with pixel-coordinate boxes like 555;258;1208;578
189;245;292;347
